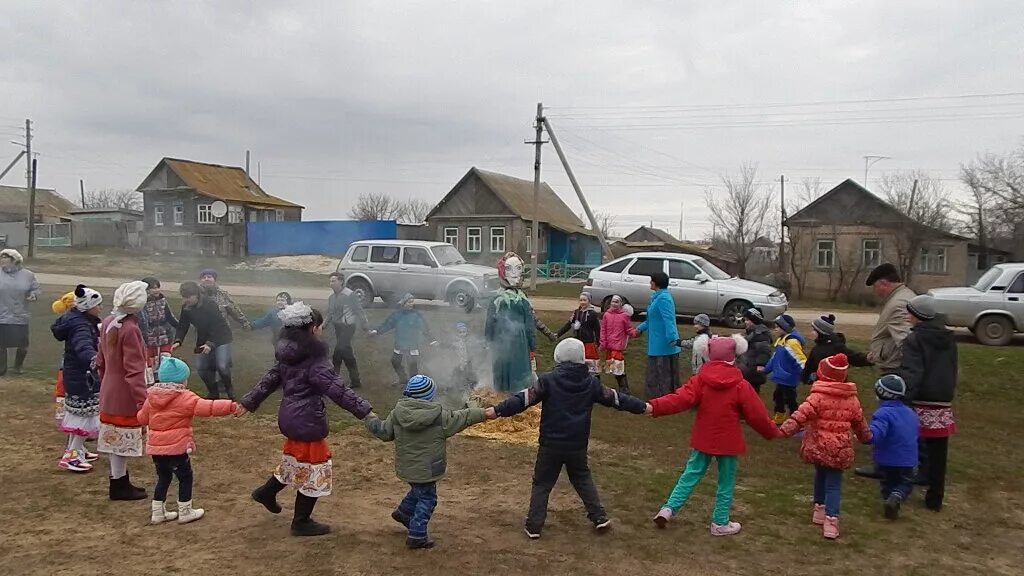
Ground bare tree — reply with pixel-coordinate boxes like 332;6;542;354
398;198;433;224
704;163;773;277
82;188;142;211
786;177;825;216
348;192;404;221
877;170;953;284
960;145;1024;262
592;211;618;238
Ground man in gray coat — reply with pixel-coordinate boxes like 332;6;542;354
857;262;916;478
325;272;368;388
0;249;40;375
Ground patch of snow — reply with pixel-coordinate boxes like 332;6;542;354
232;255;340;274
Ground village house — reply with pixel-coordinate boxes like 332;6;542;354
425;167;602;266
0;184;76;223
614;225;739;275
785;178;971;301
137;158;303;256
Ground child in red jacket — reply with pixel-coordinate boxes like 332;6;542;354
648;335;781;536
599;295;633;393
137;356;237;525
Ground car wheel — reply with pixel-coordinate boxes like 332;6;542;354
721;300;752;330
347;279;374;308
975;315;1013;346
448;286;476;313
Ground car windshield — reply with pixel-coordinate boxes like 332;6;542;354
973;266;1004;291
693;258;732;280
431;245;466;266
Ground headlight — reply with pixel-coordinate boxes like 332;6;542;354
767;291;787;303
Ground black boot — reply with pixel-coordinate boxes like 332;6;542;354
252;476;287;514
392;509;411;528
406;536;435;550
0;349;7;376
291;493;331;537
13;348;26;374
109;472;147;501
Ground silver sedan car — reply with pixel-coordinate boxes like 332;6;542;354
582;252;788;328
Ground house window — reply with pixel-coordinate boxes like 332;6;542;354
154;206;164;226
173;205;184;226
862;239;882;268
248;211;258;223
197;204;215;224
467;227;482;253
918;246;948;274
443;227;458;248
275;209;285;222
489;226;506;252
228;205;244;224
815;240;835;269
525;227;531;254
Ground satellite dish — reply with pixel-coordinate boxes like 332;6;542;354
210;201;228;218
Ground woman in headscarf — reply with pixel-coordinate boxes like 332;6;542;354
97;280;151;500
0;248;40;375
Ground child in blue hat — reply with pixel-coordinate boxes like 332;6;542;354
364;374;488;549
867;374;919;520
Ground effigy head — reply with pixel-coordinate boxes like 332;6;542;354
497;251;525;288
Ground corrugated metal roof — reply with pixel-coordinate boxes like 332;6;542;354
162;158;303;209
0;185;77;219
472;168;596;237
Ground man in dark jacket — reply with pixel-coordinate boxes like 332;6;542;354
900;295;958;511
737;308;772;393
801;314;872;384
325;272;367;388
492;338;648;539
173;281;235;400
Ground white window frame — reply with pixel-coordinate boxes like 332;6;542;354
197;204;215;224
275;209;285;222
173;205;184;226
918;246;948;274
489;226;506;252
815;240;835;269
443;227;459;248
525;227;531;254
153;205;164;226
228;205;244;224
862;238;882;268
466;227;482;253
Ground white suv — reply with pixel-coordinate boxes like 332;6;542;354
582;252;788;328
336;240;501;312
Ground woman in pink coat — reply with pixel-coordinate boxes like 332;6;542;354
97;281;151;501
138;356;237;525
599;295;633;393
780;354;872;540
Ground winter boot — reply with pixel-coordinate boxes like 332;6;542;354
392;510;411;528
812;504;826;525
59;449;92;473
594;517;612;532
150;500;179;524
823;516;840;539
406;537;435;550
13;348;26;374
710;521;742;536
252;476;286;514
653;507;672;529
177;500;205;524
0;350;7;376
109;472;147;501
291;493;331;537
883;493;902;520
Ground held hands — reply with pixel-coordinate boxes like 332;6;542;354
171;342;181;351
368;330;378;337
484;407;497;420
363;411;379;421
644;403;654;417
234;404;248;417
756;366;766;373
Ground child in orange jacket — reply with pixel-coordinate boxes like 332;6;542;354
780;353;871;540
137;355;237;525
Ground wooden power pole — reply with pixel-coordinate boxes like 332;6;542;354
528;103;544;290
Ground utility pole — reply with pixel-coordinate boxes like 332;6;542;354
27;159;37;258
678;202;684;240
24;119;32;194
541;117;614;261
779;174;786;274
527;103;544;290
80;179;86;207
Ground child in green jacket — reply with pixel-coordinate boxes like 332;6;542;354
365;374;487;549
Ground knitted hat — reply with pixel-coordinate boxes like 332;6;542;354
906;294;936;321
866;263;900;286
52;291;75;314
816;353;849;382
875;374;906;400
708;334;749;364
0;248;23;264
774;314;796;333
74;284;102;312
554;338;586;365
743;308;764;324
158;356;190;384
278;301;314;327
404;374;436;401
812;314;836;336
398;293;415;307
198;268;218;281
693;313;711;329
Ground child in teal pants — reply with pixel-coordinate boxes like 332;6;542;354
647;335;781;535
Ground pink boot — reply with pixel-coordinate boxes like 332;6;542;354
653;507;672;529
823;516;840;539
812;504;826;525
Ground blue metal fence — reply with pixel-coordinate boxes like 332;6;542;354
247;220;397;256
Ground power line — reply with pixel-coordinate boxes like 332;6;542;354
561;111;1024;131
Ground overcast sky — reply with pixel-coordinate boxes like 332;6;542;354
2;1;1022;239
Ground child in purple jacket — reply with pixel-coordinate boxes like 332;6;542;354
241;302;373;537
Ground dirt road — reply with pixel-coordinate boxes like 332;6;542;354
37;273;880;326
